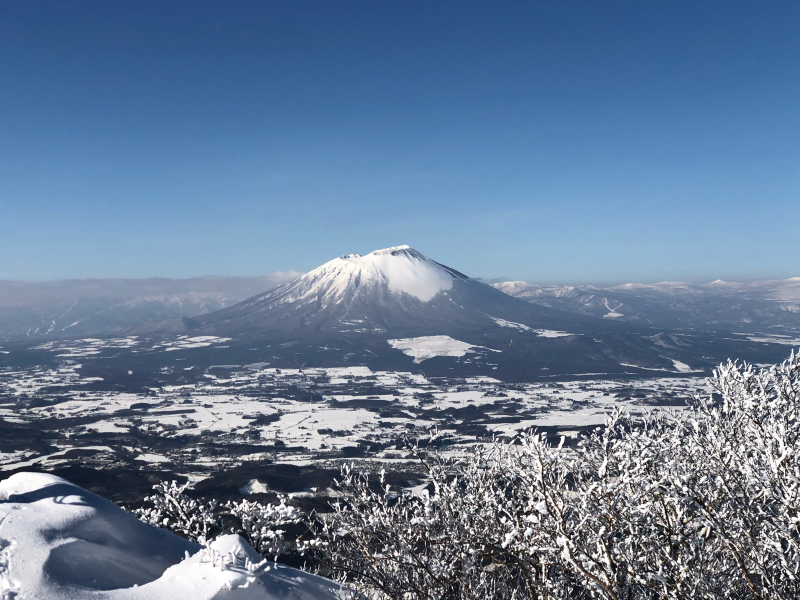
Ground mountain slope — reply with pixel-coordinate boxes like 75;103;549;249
164;245;747;377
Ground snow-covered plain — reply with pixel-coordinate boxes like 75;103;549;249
0;472;344;599
733;332;800;346
0;351;708;473
0;332;716;598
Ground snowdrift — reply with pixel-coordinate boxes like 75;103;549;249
0;472;344;599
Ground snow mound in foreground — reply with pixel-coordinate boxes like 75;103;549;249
0;472;344;599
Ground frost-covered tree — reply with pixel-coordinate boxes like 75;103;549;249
134;481;302;561
134;480;221;543
310;459;545;600
676;354;800;599
311;351;800;600
226;497;301;561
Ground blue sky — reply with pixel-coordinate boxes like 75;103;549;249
1;1;797;284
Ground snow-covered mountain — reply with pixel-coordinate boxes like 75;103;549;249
4;247;793;379
193;246;585;338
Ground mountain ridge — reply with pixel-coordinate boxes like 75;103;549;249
1;247;794;380
493;276;800;330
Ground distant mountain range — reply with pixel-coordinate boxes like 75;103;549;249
0;273;299;342
492;278;800;332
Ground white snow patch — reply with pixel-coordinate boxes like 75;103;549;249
741;333;800;346
490;318;572;338
388;335;477;363
671;360;693;373
491;317;533;331
135;452;170;463
157;336;232;351
602;298;624;318
240;479;270;495
534;329;573;338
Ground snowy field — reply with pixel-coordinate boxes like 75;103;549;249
0;335;709;481
387;335;484;362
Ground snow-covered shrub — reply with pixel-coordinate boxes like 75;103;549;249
312;351;800;600
311;446;570;600
134;481;303;561
226;497;301;561
134;480;221;543
678;353;800;598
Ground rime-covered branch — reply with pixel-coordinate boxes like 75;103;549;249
309;351;800;600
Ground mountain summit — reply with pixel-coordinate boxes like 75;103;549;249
290;245;461;303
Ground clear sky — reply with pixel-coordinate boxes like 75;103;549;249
1;1;797;284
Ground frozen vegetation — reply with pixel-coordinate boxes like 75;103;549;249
305;351;800;599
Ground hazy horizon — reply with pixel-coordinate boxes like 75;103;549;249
1;261;796;289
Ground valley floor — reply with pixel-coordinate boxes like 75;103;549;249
0;335;709;504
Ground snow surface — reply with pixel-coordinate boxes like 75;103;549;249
156;336;232;351
294;245;453;303
671;359;694;373
534;329;573;338
737;333;800;346
601;298;624;318
490;317;534;332
387;335;477;363
0;362;710;471
240;479;270;495
489;317;572;338
0;473;345;599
